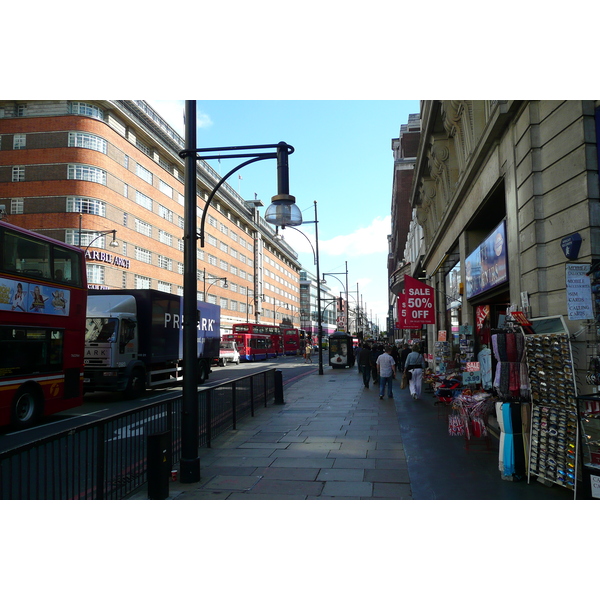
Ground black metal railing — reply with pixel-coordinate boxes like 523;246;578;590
0;369;276;500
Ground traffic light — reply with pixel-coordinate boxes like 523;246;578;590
337;296;344;311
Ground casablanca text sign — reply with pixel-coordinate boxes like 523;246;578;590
404;276;435;325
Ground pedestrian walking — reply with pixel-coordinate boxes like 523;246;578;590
358;342;373;388
304;343;313;363
370;343;383;384
354;343;362;374
404;343;426;400
376;346;396;399
399;343;410;372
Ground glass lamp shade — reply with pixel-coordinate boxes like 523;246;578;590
265;197;302;226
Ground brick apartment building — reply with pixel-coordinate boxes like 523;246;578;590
0;100;304;335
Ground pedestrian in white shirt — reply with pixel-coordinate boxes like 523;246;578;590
376;346;397;399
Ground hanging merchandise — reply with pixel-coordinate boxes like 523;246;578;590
450;391;495;441
525;332;579;495
491;329;529;401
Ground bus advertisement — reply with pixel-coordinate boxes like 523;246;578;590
0;220;87;428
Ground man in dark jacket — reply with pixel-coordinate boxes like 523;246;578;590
399;344;411;372
358;342;373;388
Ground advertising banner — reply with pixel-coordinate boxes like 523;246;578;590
404;275;436;325
0;277;70;315
465;220;508;299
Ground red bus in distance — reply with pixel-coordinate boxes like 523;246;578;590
232;323;280;357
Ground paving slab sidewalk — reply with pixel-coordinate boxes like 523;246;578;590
129;365;411;500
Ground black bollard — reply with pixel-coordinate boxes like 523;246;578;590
274;369;284;404
147;430;170;499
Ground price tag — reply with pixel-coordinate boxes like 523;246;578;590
466;362;480;372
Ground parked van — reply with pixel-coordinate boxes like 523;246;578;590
216;339;240;366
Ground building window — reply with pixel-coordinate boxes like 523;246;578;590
13;134;26;149
177;286;184;296
135;275;151;289
230;300;238;311
134;219;152;237
68;164;106;185
135;190;153;211
177;262;184;275
158;255;172;270
159;180;173;198
10;198;24;214
136;139;151;157
68;132;107;154
219;298;228;309
87;263;105;284
178;216;184;228
207;294;217;304
220;259;228;271
220;241;228;253
135;247;152;264
159;230;172;246
12;167;25;182
136;163;153;184
207;234;217;247
17;104;26;117
178;238;184;252
159;204;173;222
67;196;106;217
158;281;171;293
70;102;104;120
208;255;217;267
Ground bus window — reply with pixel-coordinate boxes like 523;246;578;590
2;231;51;278
53;246;82;286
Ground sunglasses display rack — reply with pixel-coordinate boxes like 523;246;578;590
575;396;600;499
525;333;579;495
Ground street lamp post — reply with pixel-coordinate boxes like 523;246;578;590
178;100;297;483
203;268;227;297
322;261;349;332
82;229;119;253
274;201;323;375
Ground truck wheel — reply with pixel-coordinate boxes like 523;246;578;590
11;384;41;429
219;358;226;367
126;368;145;398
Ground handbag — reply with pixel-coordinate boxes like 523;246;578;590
401;370;409;389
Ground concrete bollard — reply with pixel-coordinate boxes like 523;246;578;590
274;369;285;404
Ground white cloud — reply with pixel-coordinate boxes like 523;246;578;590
319;215;391;257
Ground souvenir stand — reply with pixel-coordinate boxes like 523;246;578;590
491;311;530;480
447;325;495;449
523;316;579;497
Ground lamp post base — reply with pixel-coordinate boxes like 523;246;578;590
179;457;200;483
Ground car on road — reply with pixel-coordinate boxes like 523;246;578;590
215;340;240;366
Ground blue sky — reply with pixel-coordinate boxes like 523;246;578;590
151;100;420;331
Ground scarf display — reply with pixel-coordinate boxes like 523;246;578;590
491;331;528;400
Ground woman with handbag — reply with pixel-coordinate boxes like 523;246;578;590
404;344;426;400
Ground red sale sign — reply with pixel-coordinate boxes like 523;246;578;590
404;275;436;325
397;293;422;329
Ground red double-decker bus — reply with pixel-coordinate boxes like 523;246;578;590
0;221;87;428
232;323;280;357
280;327;303;356
222;333;272;362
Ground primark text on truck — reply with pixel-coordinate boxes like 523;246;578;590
84;289;220;396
